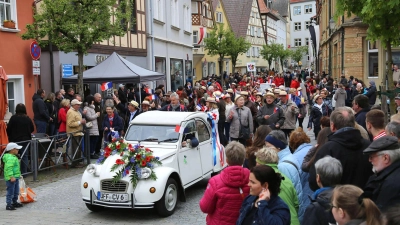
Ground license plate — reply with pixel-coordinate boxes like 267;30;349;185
97;192;129;202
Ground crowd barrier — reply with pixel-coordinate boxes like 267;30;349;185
0;130;91;182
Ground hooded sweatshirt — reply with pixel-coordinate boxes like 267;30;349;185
32;93;50;122
199;166;250;225
334;87;347;108
3;153;20;181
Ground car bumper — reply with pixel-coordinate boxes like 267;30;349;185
83;188;154;209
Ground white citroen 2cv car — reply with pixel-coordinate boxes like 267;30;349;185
81;111;226;216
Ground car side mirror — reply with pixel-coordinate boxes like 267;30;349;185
190;137;199;148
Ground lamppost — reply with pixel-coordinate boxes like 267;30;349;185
329;18;336;77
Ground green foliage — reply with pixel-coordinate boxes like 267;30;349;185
260;42;282;70
277;47;292;71
226;35;251;73
21;0;133;94
335;0;400;114
291;46;308;64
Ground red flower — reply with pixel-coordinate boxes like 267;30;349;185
112;138;117;143
146;156;151;162
128;144;132;148
136;154;141;159
120;152;124;156
116;159;125;165
129;148;135;152
105;146;111;152
104;152;110;157
141;160;146;167
125;170;129;175
145;148;152;152
120;139;124;143
116;144;120;150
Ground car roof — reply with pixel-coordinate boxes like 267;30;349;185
131;111;208;125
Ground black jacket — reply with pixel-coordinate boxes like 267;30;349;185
32;93;50;122
118;88;127;104
302;188;336;225
355;108;370;130
6;114;34;142
308;128;372;191
160;104;188;112
256;103;285;128
116;102;141;131
307;104;330;131
365;85;377;105
45;99;57;124
364;160;400;210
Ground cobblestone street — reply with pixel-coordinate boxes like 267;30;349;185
0;173;208;225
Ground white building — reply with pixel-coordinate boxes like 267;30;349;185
146;0;193;91
289;0;315;69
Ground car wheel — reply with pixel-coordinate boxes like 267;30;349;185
85;203;104;212
155;178;178;217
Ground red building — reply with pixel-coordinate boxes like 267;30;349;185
0;0;36;119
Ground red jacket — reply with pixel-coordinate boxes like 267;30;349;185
199;166;250;225
58;106;69;133
290;79;300;89
274;77;285;87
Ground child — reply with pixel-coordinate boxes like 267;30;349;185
3;142;24;210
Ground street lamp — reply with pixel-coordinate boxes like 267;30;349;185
329;18;336;30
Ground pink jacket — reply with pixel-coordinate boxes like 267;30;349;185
199;166;250;225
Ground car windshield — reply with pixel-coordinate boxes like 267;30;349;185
125;125;180;142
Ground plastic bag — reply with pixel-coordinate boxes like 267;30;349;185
19;176;27;198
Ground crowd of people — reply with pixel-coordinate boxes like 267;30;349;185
3;69;400;222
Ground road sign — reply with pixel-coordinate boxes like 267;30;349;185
33;67;41;75
30;41;41;60
62;64;73;77
32;60;40;67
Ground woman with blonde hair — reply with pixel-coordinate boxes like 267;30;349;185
331;185;382;225
205;97;219;122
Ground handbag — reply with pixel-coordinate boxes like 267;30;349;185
86;121;93;128
237;108;250;139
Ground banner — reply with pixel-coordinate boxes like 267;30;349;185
247;62;256;72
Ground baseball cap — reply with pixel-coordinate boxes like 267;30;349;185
6;142;22;152
71;99;82;105
119;84;125;88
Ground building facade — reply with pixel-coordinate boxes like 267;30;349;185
1;0;36;119
37;0;148;93
290;0;315;68
192;0;232;81
147;0;193;91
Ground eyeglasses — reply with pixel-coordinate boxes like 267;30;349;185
369;153;384;160
329;203;339;210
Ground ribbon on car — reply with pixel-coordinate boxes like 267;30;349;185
207;112;224;166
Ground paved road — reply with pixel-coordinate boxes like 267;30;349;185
0;117;315;225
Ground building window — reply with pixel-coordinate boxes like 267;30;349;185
305;21;311;29
368;52;378;77
184;5;191;31
216;12;223;23
294;22;301;31
305;4;312;14
170;59;184;91
155;57;166;75
193;31;198;44
171;0;179;27
294;38;302;47
154;0;164;21
258;27;262;37
6;81;15;114
305;38;309;46
246;48;250;57
0;0;17;28
130;1;137;33
191;1;198;14
293;6;301;15
250;26;255;36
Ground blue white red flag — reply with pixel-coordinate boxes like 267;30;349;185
101;82;112;91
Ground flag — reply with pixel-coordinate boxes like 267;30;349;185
101;82;112;91
175;125;184;133
273;107;278;113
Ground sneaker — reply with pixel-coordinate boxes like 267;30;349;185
90;154;99;159
12;203;23;208
6;205;16;210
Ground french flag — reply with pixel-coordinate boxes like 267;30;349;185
101;82;112;91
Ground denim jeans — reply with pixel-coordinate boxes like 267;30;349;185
224;122;231;142
18;141;30;174
90;136;98;155
6;179;19;206
34;120;48;134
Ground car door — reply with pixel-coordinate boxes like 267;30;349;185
196;119;214;175
178;120;203;186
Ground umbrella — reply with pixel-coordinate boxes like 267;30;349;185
0;65;8;155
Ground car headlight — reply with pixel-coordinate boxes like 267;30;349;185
140;167;152;179
86;164;96;175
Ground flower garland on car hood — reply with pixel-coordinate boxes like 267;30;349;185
97;138;162;188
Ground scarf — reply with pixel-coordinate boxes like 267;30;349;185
108;113;114;127
314;103;323;114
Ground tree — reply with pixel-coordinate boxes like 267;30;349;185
260;42;281;70
226;35;251;74
291;46;308;67
275;44;292;72
22;0;132;94
336;0;400;115
204;24;231;84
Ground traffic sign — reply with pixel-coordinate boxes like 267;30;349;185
32;60;40;67
30;41;41;60
62;64;73;77
33;67;41;75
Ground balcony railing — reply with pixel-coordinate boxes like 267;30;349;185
192;14;214;28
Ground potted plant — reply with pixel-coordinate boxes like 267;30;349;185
3;20;16;29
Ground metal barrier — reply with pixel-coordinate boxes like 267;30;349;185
0;130;91;182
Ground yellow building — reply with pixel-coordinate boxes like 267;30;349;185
222;0;269;73
192;0;232;81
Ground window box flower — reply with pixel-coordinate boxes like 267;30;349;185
3;20;16;29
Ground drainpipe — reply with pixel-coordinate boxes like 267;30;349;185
341;15;345;74
149;0;156;90
328;0;332;76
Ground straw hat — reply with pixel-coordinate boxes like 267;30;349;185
142;100;150;105
235;95;244;102
213;91;223;98
274;89;281;94
206;97;217;103
129;100;139;108
265;92;276;99
313;94;321;102
279;91;288;96
279;85;285;90
256;92;263;96
201;86;207;90
240;91;249;96
226;88;234;93
71;99;82;105
224;93;231;98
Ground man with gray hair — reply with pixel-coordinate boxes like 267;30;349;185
386;121;400;142
160;92;187;112
363;136;400;209
308;107;372;191
303;156;342;225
